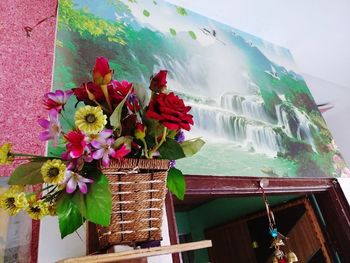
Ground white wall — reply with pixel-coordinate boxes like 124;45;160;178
38;208;171;262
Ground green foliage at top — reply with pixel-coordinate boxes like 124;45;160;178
58;0;127;45
176;6;187;16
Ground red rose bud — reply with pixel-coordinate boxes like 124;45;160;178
92;57;112;85
149;70;167;93
135;123;146;139
146;92;194;131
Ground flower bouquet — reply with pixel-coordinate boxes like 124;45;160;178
0;57;204;245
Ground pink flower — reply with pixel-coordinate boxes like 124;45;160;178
64;130;87;159
86;129;113;144
44;89;73;112
38;110;61;146
114;144;131;160
91;137;130;167
64;170;93;194
91;138;115;167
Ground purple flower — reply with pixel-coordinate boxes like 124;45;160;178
44;89;73;112
38;110;61;146
175;130;185;143
64;170;93;194
169;160;176;168
91;137;117;167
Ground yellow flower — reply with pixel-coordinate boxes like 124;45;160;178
0;191;28;215
47;202;57;216
41;159;66;184
75;105;107;134
0;143;14;165
26;195;49;220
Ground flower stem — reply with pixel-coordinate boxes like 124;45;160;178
148;127;167;158
12;153;44;158
140;138;149;159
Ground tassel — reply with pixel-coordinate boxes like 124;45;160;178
287;251;298;262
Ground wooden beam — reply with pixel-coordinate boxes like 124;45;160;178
56;240;212;263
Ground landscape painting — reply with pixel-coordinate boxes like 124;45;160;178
53;0;347;177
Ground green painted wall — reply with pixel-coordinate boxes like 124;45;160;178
176;195;298;262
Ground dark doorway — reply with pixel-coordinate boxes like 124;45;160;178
166;176;350;263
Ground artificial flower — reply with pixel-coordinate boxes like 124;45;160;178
109;80;134;107
64;170;93;194
26;195;49;220
91;137;116;167
92;57;113;85
73;82;105;103
146;92;194;131
114;144;131;160
38;109;61;146
47;202;57;216
43;89;73;112
64;130;87;159
86;129;113;143
175;130;185;143
135;123;146;139
41;159;66;184
0;142;14;165
0;190;27;215
150;70;167;93
75;106;107;135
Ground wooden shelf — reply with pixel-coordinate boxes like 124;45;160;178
57;240;212;263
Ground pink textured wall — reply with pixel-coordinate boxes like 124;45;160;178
0;0;57;177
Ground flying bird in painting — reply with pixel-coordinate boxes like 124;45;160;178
199;23;226;45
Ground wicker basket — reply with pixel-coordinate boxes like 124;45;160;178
96;158;169;249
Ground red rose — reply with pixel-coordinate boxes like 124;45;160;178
73;82;104;102
150;70;167;93
146;92;193;131
92;57;112;85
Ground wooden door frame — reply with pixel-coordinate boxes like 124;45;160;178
166;176;350;263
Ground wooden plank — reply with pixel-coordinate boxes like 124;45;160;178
57;240;212;263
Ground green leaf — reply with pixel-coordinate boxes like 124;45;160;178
158;138;186;160
72;170;111;226
143;10;150;17
188;31;197;40
167;168;186;200
110;88;132;135
180;138;205;157
169;28;177;36
56;193;84;239
8;161;45;185
176;6;187;16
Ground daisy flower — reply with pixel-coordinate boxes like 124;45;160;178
0;142;14;165
38;109;61;146
41;159;66;184
26;195;49;220
0;190;27;215
74;106;107;135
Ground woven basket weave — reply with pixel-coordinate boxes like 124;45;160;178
97;158;169;249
